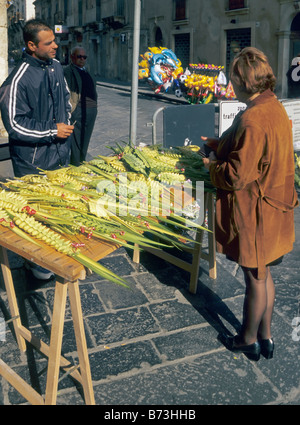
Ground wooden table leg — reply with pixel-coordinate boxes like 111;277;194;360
206;192;217;279
189;192;217;293
68;281;95;405
189;226;205;294
0;358;44;405
45;276;68;405
0;258;94;405
133;243;140;264
45;278;95;405
0;246;26;353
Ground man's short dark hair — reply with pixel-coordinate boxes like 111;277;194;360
23;19;53;46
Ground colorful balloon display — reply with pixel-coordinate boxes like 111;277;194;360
139;47;184;94
139;48;236;103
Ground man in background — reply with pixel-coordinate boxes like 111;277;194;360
64;46;98;166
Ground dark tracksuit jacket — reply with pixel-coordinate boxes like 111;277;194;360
0;52;72;177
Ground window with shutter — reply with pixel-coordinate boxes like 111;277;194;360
228;0;245;10
175;0;186;21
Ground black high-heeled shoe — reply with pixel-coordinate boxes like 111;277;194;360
259;338;274;359
219;334;261;361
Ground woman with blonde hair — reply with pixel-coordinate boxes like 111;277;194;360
202;47;298;361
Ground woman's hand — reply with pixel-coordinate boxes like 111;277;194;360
201;136;219;169
201;136;219;152
202;151;217;170
202;157;210;170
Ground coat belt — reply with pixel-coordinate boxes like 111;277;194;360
255;181;299;279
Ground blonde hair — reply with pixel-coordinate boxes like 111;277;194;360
230;47;276;94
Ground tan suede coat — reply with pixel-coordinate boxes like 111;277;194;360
210;89;298;278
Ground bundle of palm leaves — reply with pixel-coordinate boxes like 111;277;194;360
0;143;211;287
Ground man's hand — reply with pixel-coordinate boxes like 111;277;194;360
56;123;74;138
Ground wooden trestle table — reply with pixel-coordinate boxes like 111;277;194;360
0;226;119;405
0;192;216;404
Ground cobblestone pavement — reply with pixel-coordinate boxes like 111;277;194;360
0;81;299;407
87;81;170;158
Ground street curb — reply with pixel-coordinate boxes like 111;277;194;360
96;80;189;104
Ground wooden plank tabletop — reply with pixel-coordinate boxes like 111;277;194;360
0;226;119;282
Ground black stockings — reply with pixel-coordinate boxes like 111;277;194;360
239;266;275;345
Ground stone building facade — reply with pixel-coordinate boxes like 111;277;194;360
26;0;300;97
7;0;35;62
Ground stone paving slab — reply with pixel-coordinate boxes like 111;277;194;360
91;353;282;406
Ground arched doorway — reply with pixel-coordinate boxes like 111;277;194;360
155;27;163;47
277;4;300;97
290;12;300;60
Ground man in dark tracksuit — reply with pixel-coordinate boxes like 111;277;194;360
0;19;74;178
0;19;74;279
64;46;98;166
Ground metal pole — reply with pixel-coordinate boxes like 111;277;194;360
129;0;141;145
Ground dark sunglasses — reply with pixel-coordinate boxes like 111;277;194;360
77;55;87;59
